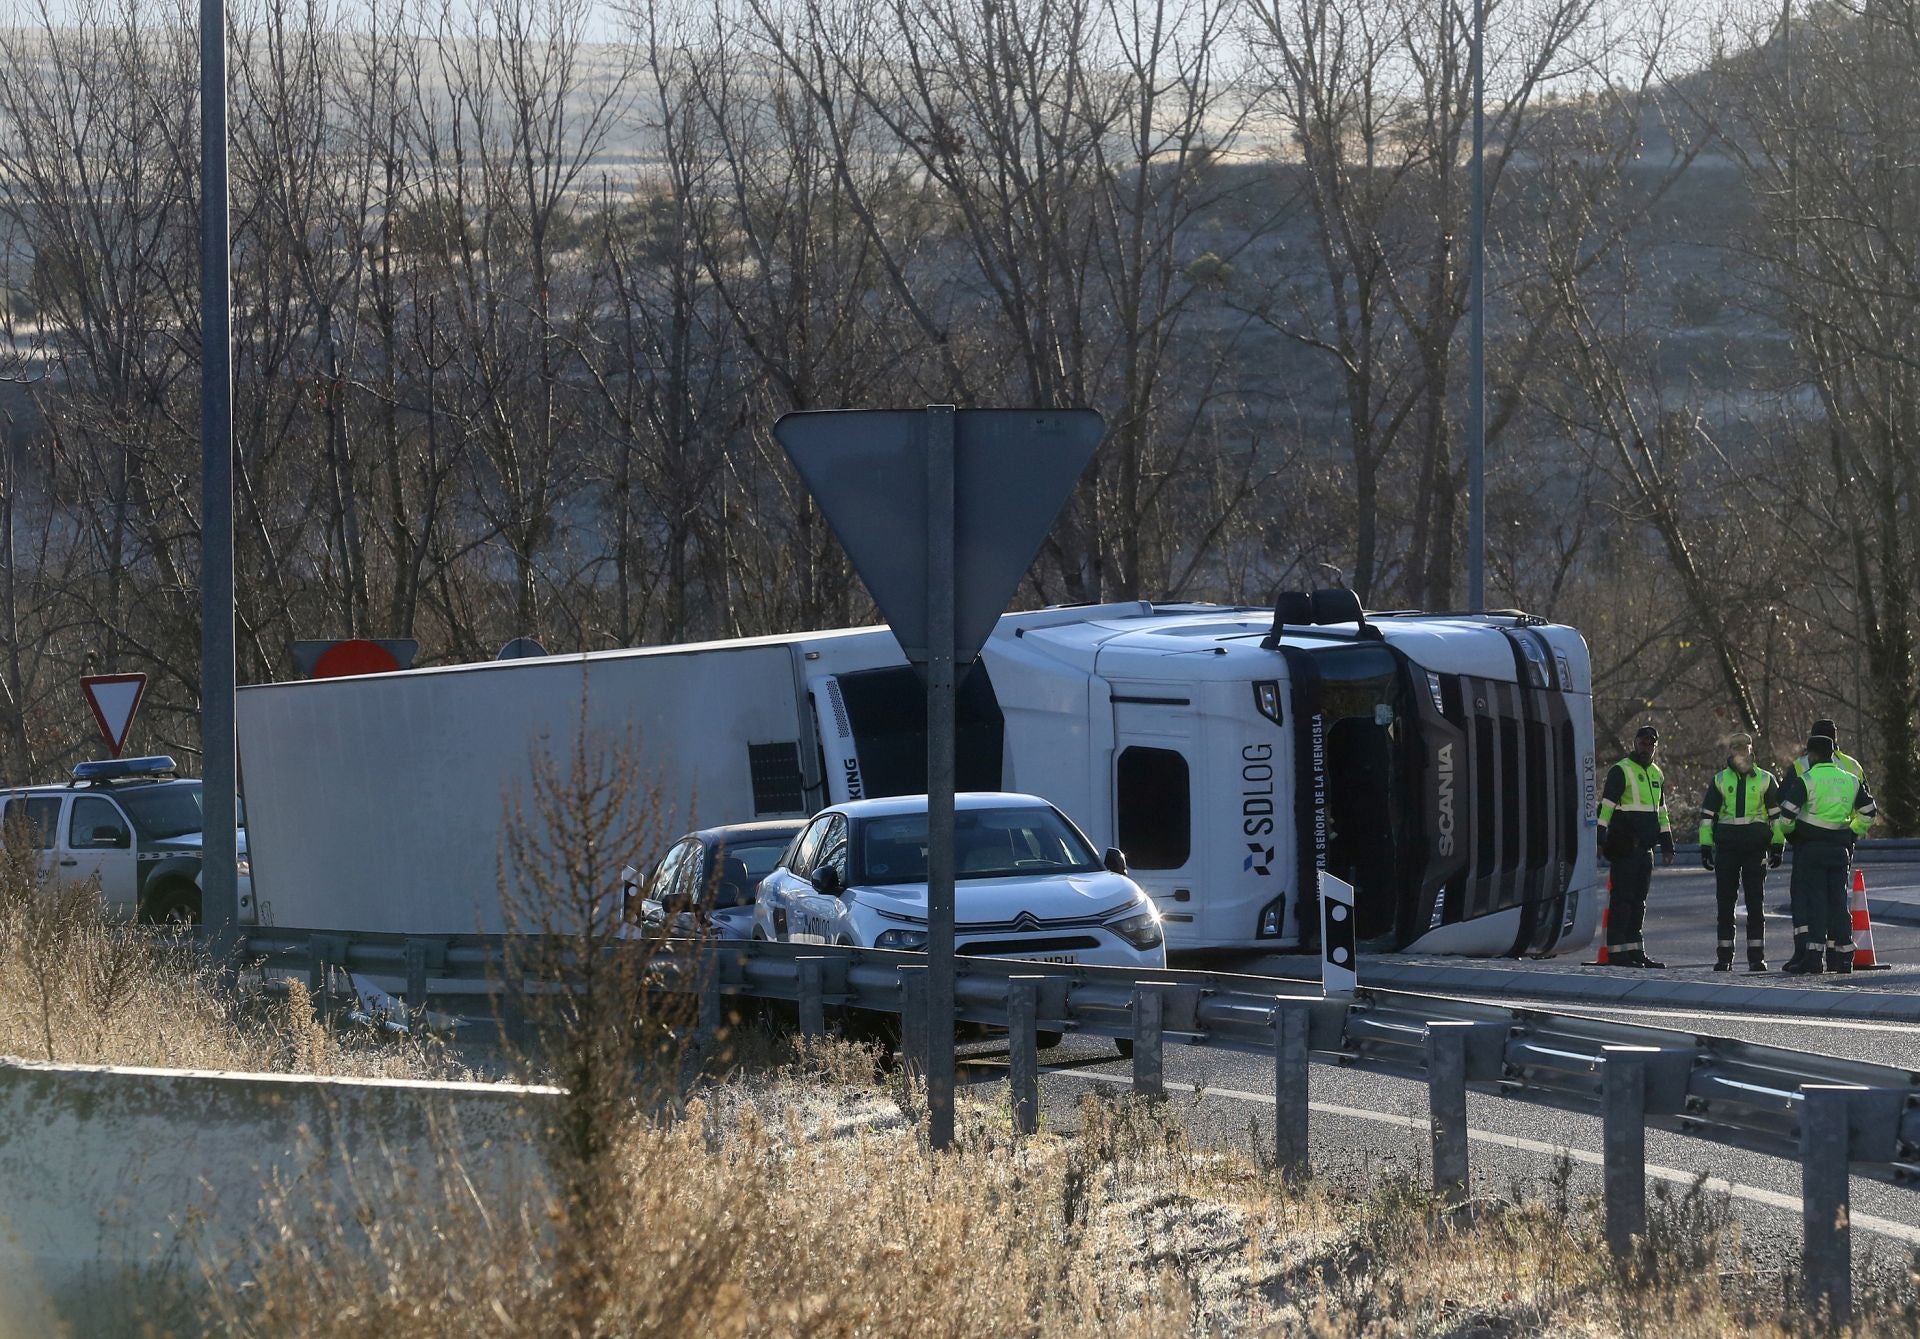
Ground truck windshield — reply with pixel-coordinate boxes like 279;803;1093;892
1309;645;1415;941
858;807;1100;884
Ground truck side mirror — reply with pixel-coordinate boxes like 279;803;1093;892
1104;847;1129;875
810;865;842;895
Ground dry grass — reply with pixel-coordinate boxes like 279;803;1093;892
173;1035;1920;1339
0;824;462;1079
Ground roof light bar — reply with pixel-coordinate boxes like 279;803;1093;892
72;756;179;783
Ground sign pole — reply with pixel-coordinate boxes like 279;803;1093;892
199;0;240;951
925;405;958;1150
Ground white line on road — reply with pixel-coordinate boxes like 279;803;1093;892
1043;1066;1920;1246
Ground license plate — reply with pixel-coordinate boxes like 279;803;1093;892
1029;953;1078;964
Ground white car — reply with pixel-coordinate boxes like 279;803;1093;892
0;756;254;924
752;792;1165;969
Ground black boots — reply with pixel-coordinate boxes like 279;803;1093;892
1747;950;1768;973
1782;949;1825;974
1827;947;1856;975
1612;949;1665;969
1714;949;1733;972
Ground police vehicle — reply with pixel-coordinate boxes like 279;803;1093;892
752;792;1166;970
0;756;253;924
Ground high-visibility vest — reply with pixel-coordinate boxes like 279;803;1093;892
1794;749;1864;783
1701;766;1779;846
1797;763;1865;833
1598;757;1669;829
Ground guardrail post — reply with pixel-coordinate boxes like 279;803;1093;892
1133;983;1167;1099
1424;1021;1471;1201
1801;1084;1859;1325
1008;976;1042;1136
898;964;929;1080
1273;1003;1310;1178
1601;1045;1655;1259
404;941;429;1012
795;957;826;1040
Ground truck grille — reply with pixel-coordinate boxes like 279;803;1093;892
1450;675;1579;953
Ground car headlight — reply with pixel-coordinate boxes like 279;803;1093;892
235;858;252;879
876;928;928;950
1108;908;1163;950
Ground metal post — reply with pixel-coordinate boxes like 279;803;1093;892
1602;1045;1653;1259
1274;1004;1311;1177
1425;1022;1471;1201
898;963;929;1081
1466;0;1487;611
1801;1085;1855;1325
924;405;957;1150
1007;977;1041;1136
696;967;724;1065
796;956;826;1040
1133;984;1166;1099
404;941;429;1013
198;0;240;956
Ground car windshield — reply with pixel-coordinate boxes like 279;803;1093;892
116;784;204;840
859;806;1099;884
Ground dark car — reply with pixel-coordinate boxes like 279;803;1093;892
621;820;807;939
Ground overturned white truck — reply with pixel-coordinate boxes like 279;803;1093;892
236;595;1601;956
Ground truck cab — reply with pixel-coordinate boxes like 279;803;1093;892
0;757;253;924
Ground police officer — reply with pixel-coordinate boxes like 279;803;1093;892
1698;733;1782;972
1596;724;1675;968
1777;733;1877;974
1793;719;1866;783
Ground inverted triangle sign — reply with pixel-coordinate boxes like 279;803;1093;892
82;673;147;758
773;408;1103;664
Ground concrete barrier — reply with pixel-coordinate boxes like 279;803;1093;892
0;1059;561;1334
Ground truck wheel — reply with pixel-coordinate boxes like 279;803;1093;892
142;881;201;926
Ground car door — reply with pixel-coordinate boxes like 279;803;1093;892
64;794;138;918
1;795;63;885
639;840;699;934
765;815;832;942
788;815;849;945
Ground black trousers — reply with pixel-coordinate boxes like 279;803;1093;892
1790;842;1854;948
1714;833;1768;958
1608;849;1653;950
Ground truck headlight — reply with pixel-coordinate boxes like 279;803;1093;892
1108;908;1163;950
236;858;251;879
876;928;928;950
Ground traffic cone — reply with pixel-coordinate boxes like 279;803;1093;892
1583;877;1612;965
1851;867;1891;970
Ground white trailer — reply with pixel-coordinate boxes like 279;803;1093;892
237;597;1601;955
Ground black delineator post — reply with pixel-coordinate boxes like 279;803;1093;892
1425;1022;1471;1201
1274;1004;1311;1176
1007;976;1041;1136
199;0;240;954
1601;1045;1654;1258
925;405;958;1150
1800;1085;1856;1324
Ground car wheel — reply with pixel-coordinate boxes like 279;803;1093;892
1035;1029;1064;1050
1114;1037;1134;1059
142;880;201;926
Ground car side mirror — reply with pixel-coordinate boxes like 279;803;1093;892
810;865;842;895
1104;847;1129;875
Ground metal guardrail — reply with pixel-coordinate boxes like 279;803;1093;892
240;927;1917;1323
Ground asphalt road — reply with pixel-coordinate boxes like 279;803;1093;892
951;874;1920;1286
956;1006;1920;1285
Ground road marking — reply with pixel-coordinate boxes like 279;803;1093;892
1040;1066;1920;1245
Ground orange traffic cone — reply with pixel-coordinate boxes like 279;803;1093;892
1584;877;1613;965
1851;867;1891;970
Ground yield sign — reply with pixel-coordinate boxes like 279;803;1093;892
81;673;148;758
772;408;1103;663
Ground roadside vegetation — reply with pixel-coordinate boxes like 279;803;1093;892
179;1040;1920;1337
0;812;461;1078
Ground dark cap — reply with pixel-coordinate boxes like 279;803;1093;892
1634;725;1659;741
1728;732;1753;750
1810;719;1837;741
